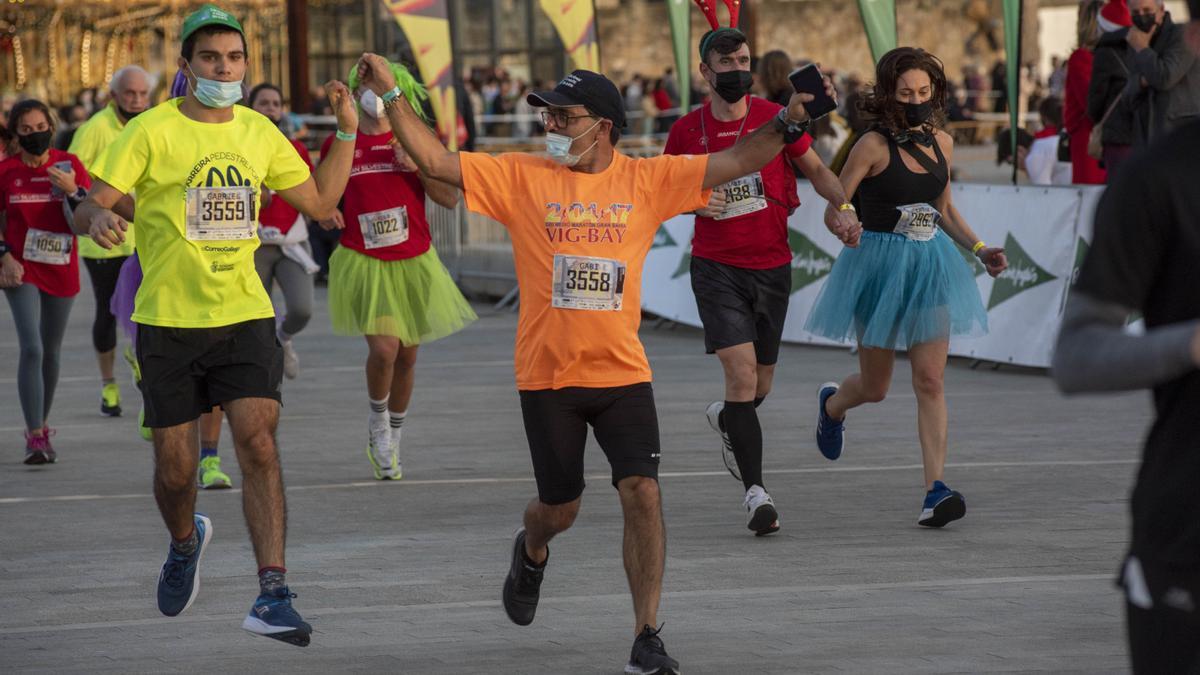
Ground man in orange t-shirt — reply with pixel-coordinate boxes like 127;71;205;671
355;52;830;674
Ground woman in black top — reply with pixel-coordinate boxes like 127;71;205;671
804;48;1008;528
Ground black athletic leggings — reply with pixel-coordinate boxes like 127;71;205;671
83;256;129;353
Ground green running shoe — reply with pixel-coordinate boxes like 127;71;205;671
101;381;122;417
366;427;400;480
198;455;233;489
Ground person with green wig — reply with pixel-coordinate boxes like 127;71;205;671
317;59;476;481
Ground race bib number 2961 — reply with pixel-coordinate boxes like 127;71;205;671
551;254;626;311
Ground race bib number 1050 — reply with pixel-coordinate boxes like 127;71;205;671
23;229;73;265
185;186;256;241
551;254;626;311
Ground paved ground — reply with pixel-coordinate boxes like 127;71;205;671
1;278;1148;674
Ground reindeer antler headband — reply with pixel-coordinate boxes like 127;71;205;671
695;0;745;59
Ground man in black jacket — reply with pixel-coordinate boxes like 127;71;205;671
1089;26;1138;175
1124;0;1200;145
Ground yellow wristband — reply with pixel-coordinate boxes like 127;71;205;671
972;241;986;255
838;202;855;212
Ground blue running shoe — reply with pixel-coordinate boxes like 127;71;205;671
918;480;966;528
815;382;845;460
157;514;212;617
242;586;312;647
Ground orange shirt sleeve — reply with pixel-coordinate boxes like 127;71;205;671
460;151;524;227
637;153;712;223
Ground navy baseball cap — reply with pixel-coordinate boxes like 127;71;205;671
527;70;627;129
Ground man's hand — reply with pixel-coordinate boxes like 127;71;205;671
47;165;78;195
0;252;23;288
88;211;128;249
978;246;1008;277
356;53;398;97
784;74;836;124
318;209;345;231
695;189;728;218
327;80;358;134
1127;25;1152;51
829;207;863;247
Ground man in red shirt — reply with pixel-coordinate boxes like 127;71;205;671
664;27;861;536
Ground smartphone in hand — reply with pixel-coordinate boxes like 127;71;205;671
788;64;838;120
50;161;73;198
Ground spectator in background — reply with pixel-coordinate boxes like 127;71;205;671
53;105;88;151
1048;55;1068;97
1124;0;1200;145
1023;97;1073;185
624;74;644;117
1065;0;1108;184
1089;0;1136;177
652;78;676;133
991;60;1008;112
757;49;794;108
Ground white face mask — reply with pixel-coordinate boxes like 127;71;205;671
545;118;601;167
360;89;385;118
186;64;243;109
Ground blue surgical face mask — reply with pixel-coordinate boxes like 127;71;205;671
545;118;601;167
186;64;243;109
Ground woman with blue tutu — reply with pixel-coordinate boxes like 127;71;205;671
804;48;1008;527
319;60;476;480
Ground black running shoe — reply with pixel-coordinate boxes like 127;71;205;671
625;624;681;675
502;527;545;626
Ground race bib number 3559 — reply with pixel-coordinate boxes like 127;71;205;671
551;254;626;311
185;186;256;241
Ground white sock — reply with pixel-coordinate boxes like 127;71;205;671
368;397;389;435
389;411;406;446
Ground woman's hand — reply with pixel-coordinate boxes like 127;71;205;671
318;209;345;231
978;246;1007;278
0;253;24;288
47;165;78;195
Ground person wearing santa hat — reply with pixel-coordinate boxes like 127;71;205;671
1088;0;1137;176
1064;0;1110;184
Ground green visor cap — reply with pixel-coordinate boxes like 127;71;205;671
182;4;245;42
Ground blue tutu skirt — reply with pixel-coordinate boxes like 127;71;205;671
804;230;987;350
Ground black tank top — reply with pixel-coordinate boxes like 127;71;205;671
856;131;949;233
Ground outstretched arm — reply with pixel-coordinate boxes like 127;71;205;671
357;53;463;189
703;87;822;190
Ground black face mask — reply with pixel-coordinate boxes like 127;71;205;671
711;70;754;104
17;129;53;156
117;105;143;122
1131;13;1157;33
902;100;934;128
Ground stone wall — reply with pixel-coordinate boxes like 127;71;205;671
597;0;1053;87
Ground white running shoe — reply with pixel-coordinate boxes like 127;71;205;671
281;339;299;380
705;401;740;482
744;485;780;536
387;430;404;480
367;425;399;480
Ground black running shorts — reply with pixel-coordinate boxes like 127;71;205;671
690;255;791;365
136;318;283;428
519;383;660;505
1121;554;1200;673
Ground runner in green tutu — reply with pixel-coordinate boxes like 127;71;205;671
318;59;476;480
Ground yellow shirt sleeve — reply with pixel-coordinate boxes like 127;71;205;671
263;125;311;192
92;123;151;195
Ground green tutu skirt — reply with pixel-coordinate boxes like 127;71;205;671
328;246;477;343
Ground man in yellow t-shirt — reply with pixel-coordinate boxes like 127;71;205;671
356;52;830;673
68;64;151;417
72;4;358;648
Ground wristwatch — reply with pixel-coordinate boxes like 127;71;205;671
0;240;10;257
773;109;810;144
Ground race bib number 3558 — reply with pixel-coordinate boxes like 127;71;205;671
185;186;256;241
551;254;626;311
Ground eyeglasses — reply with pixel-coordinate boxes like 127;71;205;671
540;110;596;128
